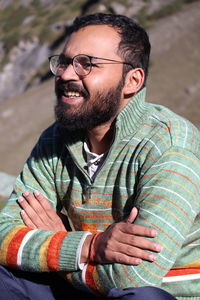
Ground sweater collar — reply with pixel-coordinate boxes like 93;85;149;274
115;87;148;140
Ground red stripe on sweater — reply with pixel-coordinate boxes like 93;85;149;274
85;263;101;295
6;227;32;268
47;231;68;271
165;267;200;277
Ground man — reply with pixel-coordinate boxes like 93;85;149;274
0;13;199;300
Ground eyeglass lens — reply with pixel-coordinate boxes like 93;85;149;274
73;55;91;76
50;55;92;76
50;56;66;76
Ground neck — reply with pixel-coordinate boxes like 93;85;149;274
87;120;115;155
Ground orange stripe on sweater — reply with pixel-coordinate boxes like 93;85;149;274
142;173;157;178
0;225;25;263
122;265;138;287
139;193;192;223
139;216;181;247
47;231;68;271
6;227;32;268
143;123;170;133
163;169;199;192
153;261;169;271
165;267;200;277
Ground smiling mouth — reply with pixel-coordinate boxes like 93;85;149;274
56;81;89;100
63;90;82;98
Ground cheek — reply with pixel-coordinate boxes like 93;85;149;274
84;66;123;92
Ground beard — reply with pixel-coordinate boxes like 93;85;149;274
54;79;124;131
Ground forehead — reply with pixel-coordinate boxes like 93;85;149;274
63;25;121;59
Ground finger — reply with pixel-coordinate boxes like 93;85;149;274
110;251;155;265
118;234;162;253
125;207;138;223
114;222;158;238
124;246;158;262
33;191;68;231
20;210;37;229
105;239;158;262
33;190;56;219
23;191;55;223
117;237;162;257
131;224;158;238
103;234;160;262
103;251;142;265
18;196;43;226
22;191;47;216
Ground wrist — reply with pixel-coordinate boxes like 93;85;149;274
88;232;102;262
80;234;94;263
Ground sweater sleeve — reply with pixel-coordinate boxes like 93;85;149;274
0;133;89;273
65;146;200;296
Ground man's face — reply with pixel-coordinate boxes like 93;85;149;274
55;25;125;130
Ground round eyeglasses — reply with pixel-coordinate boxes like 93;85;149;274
48;54;134;77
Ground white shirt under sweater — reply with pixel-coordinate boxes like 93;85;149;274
84;141;107;180
77;142;107;269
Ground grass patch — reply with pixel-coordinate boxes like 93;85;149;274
2;29;21;52
149;0;183;20
137;7;151;29
184;0;200;2
45;8;65;25
1;5;32;32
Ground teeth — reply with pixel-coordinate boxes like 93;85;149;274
65;91;81;97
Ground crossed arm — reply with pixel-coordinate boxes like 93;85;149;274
1;133;199;296
19;190;161;266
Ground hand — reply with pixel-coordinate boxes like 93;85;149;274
18;190;67;231
82;207;162;265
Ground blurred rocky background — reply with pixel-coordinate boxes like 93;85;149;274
0;0;200;204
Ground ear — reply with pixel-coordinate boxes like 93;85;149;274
122;68;145;96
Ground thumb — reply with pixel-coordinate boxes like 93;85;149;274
125;207;138;223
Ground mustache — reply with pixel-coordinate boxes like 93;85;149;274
55;81;89;98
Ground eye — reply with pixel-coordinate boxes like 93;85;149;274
77;58;92;69
82;61;92;68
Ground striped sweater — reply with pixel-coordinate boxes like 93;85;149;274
0;88;200;299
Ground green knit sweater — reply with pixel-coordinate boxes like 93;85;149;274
0;88;200;299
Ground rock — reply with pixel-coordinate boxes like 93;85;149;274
22;15;35;26
97;4;107;13
147;0;175;15
18;0;32;7
0;42;5;61
50;21;68;33
39;0;58;5
0;108;14;118
0;38;49;102
128;0;146;16
111;0;177;18
0;0;57;8
0;172;16;198
185;82;200;95
109;2;127;15
0;0;13;9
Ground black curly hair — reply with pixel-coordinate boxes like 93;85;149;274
70;13;151;87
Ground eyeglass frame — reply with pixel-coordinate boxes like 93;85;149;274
48;53;134;77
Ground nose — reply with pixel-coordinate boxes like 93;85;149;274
59;63;79;81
